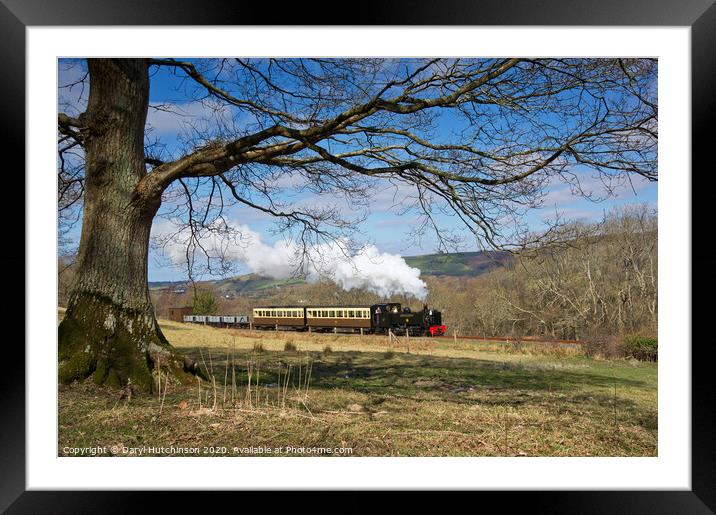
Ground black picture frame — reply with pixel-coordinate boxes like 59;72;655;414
4;0;714;512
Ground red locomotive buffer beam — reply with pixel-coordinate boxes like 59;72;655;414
429;325;446;336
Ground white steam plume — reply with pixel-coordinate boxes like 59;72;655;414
154;220;428;300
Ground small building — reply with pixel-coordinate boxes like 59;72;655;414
168;306;193;322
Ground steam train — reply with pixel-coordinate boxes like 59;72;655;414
183;303;446;337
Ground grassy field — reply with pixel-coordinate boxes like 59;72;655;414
58;315;657;457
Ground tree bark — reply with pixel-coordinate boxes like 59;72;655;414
58;59;197;391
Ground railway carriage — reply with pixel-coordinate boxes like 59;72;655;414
306;306;372;332
252;306;306;329
206;315;222;325
221;315;250;327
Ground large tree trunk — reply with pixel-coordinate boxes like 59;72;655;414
58;59;196;391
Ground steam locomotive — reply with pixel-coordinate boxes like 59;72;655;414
184;303;446;337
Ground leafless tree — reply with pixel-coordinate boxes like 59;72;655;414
462;204;657;341
57;58;657;390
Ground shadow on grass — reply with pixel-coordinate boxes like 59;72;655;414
179;346;651;399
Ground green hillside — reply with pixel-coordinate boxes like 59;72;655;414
213;274;306;294
405;250;511;277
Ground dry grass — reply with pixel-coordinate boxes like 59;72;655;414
58;316;657;457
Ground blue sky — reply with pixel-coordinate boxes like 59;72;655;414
58;59;657;283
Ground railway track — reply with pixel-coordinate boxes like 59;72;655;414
192;323;581;346
433;334;581;345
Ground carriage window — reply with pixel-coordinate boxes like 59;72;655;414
321;310;327;317
336;310;343;318
329;310;335;317
348;310;354;318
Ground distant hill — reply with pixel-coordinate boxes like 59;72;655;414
148;250;511;294
404;250;511;277
213;274;306;296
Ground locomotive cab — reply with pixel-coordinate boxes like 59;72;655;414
370;303;445;336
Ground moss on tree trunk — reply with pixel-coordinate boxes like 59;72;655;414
57;58;201;392
59;293;198;392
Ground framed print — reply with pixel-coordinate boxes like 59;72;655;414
5;0;715;511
